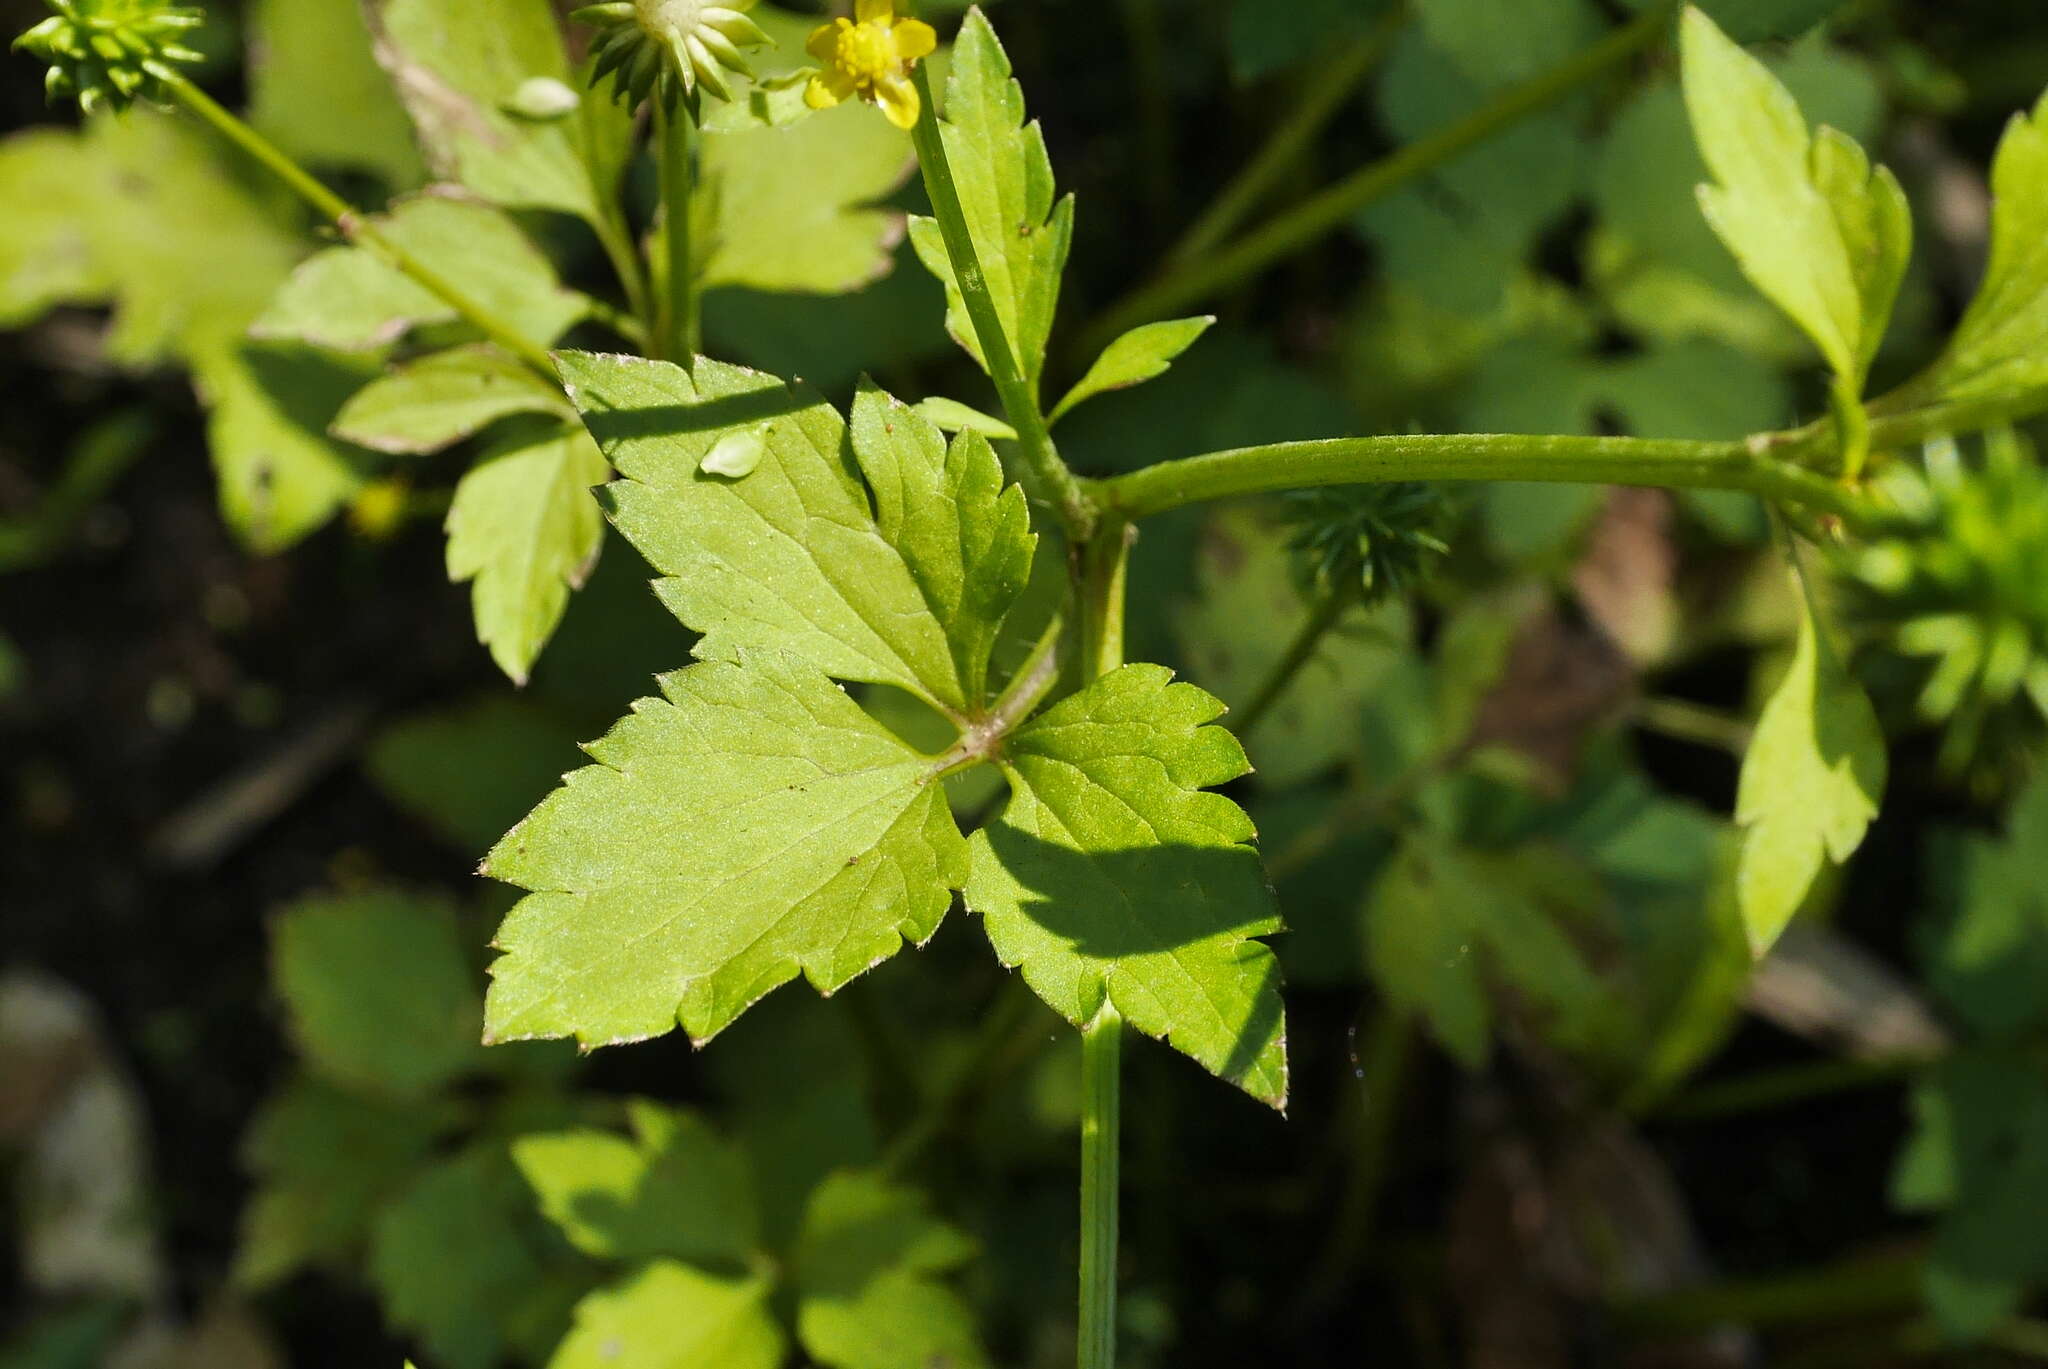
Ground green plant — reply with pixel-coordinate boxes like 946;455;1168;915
11;0;2048;1365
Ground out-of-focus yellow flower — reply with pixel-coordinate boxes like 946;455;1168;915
348;477;411;541
804;0;937;131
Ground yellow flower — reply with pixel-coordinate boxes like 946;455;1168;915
804;0;937;131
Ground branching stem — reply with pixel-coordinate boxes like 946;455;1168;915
160;73;560;381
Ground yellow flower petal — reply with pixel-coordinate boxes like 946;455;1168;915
805;71;846;109
874;70;919;129
893;18;937;61
805;19;844;64
855;0;894;23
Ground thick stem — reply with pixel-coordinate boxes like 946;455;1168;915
1098;432;1878;528
1078;1005;1124;1369
161;74;560;380
656;99;701;362
1231;579;1359;738
1164;11;1403;270
1080;3;1674;353
907;64;1098;540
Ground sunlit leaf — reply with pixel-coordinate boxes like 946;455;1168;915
333;345;572;455
548;1263;785;1369
1051;316;1214;424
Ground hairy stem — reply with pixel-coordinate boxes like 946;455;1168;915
1080;2;1673;353
1231;579;1360;738
1165;9;1404;270
162;74;559;380
1079;1005;1124;1369
1098;431;1879;528
655;99;701;362
908;64;1098;539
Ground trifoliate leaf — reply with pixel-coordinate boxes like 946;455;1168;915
1902;89;2048;405
911;397;1017;441
1894;1050;2048;1342
963;665;1288;1107
254;194;588;352
908;8;1074;388
1734;577;1886;955
270;889;483;1101
363;0;632;226
445;417;609;685
483;650;968;1049
1922;774;2048;1039
1679;6;1910;393
1367;837;1606;1070
195;342;382;555
1051;317;1215;424
557;352;1035;717
513;1100;758;1266
369;1148;554;1369
333;345;573;455
701;104;915;295
550;1263;786;1369
234;1082;445;1288
248;0;423;188
0;129;114;328
793;1171;987;1369
366;694;585;853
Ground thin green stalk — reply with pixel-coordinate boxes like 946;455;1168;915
907;64;1097;539
161;73;559;381
1081;2;1674;353
1232;579;1359;737
1650;1053;1930;1123
1073;521;1132;1369
1609;1248;1925;1336
1633;695;1754;754
1079;1006;1124;1369
1098;432;1878;529
1166;10;1404;269
1117;0;1175;234
655;99;701;362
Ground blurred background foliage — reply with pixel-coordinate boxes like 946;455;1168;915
5;0;2048;1366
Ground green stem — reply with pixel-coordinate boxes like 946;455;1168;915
1117;0;1176;234
1098;432;1878;529
1165;10;1404;270
1073;521;1132;1369
907;64;1097;540
1649;1053;1930;1123
161;73;559;381
656;99;701;362
1232;579;1359;738
1079;1005;1124;1369
1080;2;1673;352
1632;695;1754;754
1609;1248;1924;1336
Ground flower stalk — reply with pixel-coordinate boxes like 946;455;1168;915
656;97;701;362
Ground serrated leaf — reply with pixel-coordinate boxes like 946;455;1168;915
513;1100;758;1266
908;9;1073;388
333;345;572;454
701;104;915;294
549;1263;786;1369
253;194;588;352
558;352;1035;717
270;889;483;1100
793;1170;986;1369
445;417;609;685
484;650;968;1049
1906;89;2048;405
196;342;382;554
363;0;631;226
963;665;1288;1107
1051;316;1214;424
911;397;1017;441
248;0;423;188
1734;579;1886;955
1680;6;1910;392
234;1082;444;1288
369;1148;553;1369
